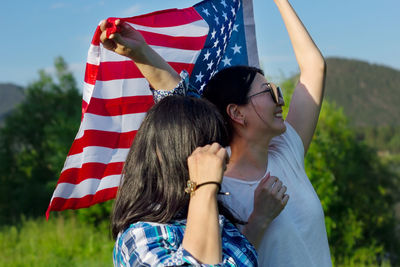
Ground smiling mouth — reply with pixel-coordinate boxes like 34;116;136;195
274;109;283;118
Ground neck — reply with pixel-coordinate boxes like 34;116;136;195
226;132;273;181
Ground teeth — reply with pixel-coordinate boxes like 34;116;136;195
275;113;282;118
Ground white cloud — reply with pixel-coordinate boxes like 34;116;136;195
120;4;142;17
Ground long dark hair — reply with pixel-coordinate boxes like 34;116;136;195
111;96;236;239
203;65;264;142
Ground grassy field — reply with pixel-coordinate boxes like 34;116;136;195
0;214;395;266
0;215;114;267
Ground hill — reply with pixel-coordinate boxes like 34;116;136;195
0;83;25;125
324;57;400;127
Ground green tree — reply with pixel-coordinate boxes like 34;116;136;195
282;78;400;266
0;57;82;224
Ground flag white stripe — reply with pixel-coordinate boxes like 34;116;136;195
243;0;259;68
51;175;121;200
152;46;201;64
81;112;146;133
89;79;152;100
127;20;209;37
63;147;130;171
88;45;201;64
83;82;95;105
87;45;101;66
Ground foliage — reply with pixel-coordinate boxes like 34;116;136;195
0;215;114;267
356;125;400;153
282;77;400;266
0;57;82;224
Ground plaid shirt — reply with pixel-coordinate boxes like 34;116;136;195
113;216;257;266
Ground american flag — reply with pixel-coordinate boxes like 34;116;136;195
46;0;259;218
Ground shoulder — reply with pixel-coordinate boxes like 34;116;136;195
113;221;186;266
118;220;185;246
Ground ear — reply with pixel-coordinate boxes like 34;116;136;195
226;104;246;126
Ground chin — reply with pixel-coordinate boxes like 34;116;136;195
273;120;286;136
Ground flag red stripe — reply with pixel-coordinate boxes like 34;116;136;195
96;61;194;81
67;130;137;156
91;26;101;46
86;96;154;116
82;100;88;116
46;187;118;219
140;31;206;50
59;162;124;185
84;63;99;85
127;7;202;28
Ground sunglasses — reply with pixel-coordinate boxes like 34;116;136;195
247;82;284;104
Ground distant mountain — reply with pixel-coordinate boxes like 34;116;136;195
0;83;25;125
324;57;400;127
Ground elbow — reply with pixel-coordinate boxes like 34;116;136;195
312;54;326;75
299;55;326;78
310;54;326;76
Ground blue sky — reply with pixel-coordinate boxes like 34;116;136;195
0;0;399;88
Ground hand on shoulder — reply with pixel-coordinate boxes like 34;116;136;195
187;143;228;195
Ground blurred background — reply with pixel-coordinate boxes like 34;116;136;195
0;0;399;266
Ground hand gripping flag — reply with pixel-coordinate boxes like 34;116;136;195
46;0;259;218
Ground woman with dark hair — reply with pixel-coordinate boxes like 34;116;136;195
100;0;331;266
112;96;257;266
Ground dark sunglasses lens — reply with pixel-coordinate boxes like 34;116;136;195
277;86;283;98
269;84;278;103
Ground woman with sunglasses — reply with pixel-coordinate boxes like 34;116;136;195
100;0;331;266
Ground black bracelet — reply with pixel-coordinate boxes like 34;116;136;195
185;180;230;196
196;181;221;191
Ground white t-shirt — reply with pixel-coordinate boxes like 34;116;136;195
220;122;332;267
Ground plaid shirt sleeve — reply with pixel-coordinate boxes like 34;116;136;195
150;70;201;103
113;217;258;267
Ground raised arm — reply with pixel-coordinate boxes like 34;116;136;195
99;19;180;91
274;0;326;153
183;143;228;264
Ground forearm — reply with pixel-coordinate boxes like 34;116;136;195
274;0;325;76
128;44;181;91
182;186;222;264
242;215;272;249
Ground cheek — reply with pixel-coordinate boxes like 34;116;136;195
252;96;275;112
